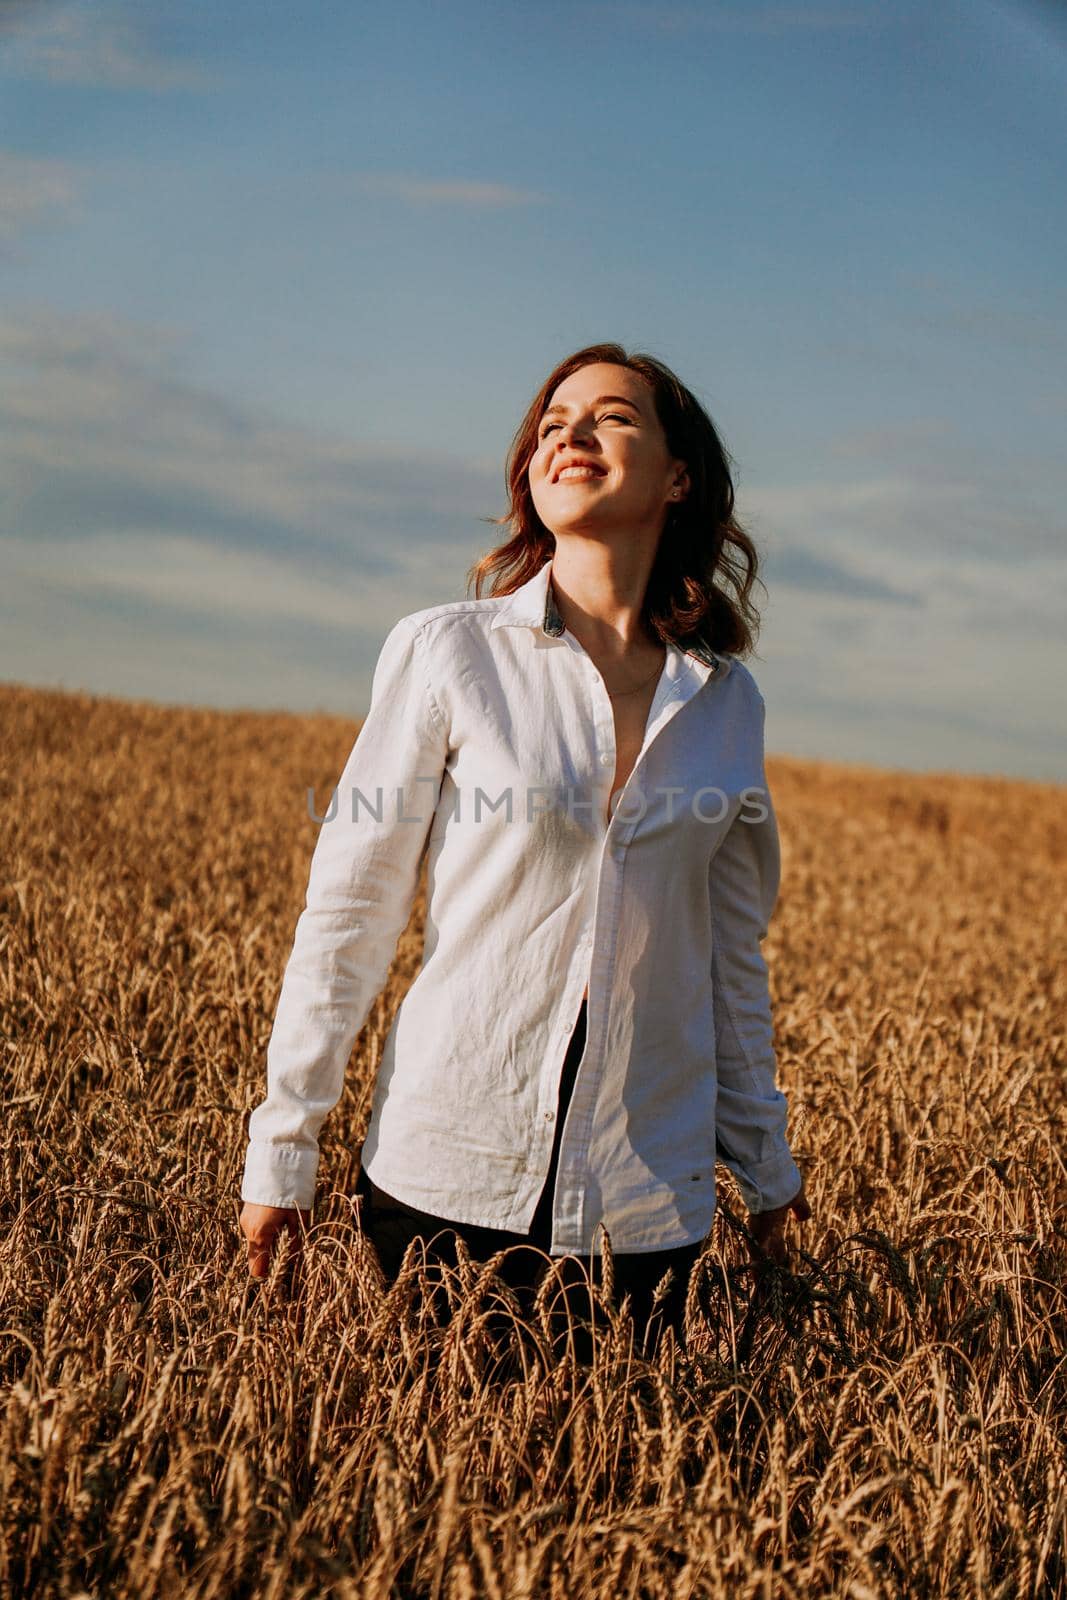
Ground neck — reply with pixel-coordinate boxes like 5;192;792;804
548;544;660;659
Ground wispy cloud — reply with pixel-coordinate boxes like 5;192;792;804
0;306;894;622
0;304;501;710
2;304;1062;773
765;543;917;604
5;530;393;631
895;270;1067;357
0;306;500;616
332;172;550;208
734;411;1067;778
0;149;81;242
746;424;1066;565
0;0;220;91
0;302;917;698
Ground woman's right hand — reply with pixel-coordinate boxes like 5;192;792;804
747;1176;811;1268
239;1202;311;1280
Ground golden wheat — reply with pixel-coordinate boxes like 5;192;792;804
1;682;1064;1598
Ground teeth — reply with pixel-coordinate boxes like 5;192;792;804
557;467;602;481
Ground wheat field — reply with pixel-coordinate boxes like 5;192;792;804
1;680;1064;1599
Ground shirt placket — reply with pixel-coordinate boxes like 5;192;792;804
543;629;687;1253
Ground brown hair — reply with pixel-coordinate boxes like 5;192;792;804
465;341;766;656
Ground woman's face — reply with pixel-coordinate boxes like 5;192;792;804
527;361;688;544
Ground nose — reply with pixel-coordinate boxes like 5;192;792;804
554;417;593;447
550;427;594;474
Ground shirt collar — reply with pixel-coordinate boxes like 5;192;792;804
489;557;730;678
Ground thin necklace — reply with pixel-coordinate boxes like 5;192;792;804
604;654;665;698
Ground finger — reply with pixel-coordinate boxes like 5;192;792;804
247;1242;273;1278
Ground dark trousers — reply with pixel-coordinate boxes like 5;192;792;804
355;998;704;1359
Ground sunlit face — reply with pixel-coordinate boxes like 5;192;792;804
527;362;688;542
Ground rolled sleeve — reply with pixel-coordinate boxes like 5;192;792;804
709;711;801;1216
240;616;449;1211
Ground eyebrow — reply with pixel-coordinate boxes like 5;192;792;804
540;393;643;419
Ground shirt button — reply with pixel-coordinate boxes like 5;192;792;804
544;1110;555;1122
598;751;612;766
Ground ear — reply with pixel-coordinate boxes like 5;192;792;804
670;460;690;498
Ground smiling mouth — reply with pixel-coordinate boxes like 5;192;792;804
554;466;606;484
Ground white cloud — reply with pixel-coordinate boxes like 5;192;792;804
0;304;498;557
2;528;467;631
0;1;220;91
331;172;550;208
0;302;1063;778
742;428;1066;564
0;149;81;241
893;271;1067;358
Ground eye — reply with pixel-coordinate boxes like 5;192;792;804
538;412;632;440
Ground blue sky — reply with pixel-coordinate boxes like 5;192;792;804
1;0;1064;781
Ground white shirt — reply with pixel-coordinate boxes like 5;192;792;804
241;557;802;1255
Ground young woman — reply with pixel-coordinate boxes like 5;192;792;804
239;342;810;1355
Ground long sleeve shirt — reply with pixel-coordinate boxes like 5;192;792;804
240;557;802;1255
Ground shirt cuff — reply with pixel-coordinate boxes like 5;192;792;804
716;1142;802;1215
240;1141;319;1212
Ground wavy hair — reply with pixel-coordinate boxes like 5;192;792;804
465;341;766;656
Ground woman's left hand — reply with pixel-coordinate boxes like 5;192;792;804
748;1176;811;1267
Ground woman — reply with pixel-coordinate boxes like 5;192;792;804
239;342;810;1356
